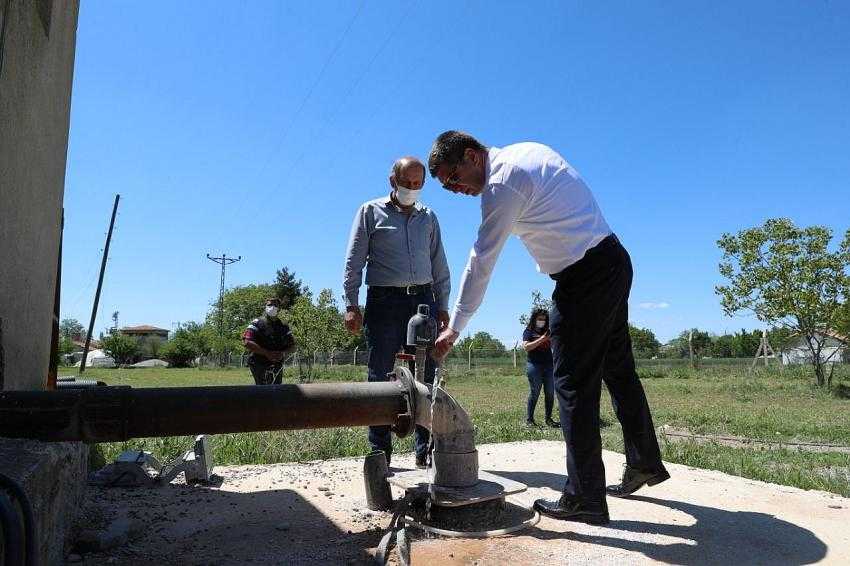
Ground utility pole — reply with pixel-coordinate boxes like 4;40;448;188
80;194;120;374
206;252;241;365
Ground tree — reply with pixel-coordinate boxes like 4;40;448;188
160;325;206;368
285;289;351;375
455;331;507;356
716;218;850;386
101;332;140;365
206;284;276;357
139;336;164;359
58;337;77;365
671;329;711;362
628;324;661;359
174;321;213;357
518;290;552;326
59;318;85;341
273;267;307;308
710;334;735;358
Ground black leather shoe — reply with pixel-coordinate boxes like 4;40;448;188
606;465;670;498
533;495;609;525
545;418;560;428
415;454;427;469
525;420;539;428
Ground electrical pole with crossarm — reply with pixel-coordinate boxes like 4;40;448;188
206;252;241;365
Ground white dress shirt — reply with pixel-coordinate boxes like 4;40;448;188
449;143;612;334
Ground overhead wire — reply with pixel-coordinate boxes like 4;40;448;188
262;0;419;199
228;1;366;224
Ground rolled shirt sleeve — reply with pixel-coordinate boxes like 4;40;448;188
429;212;451;311
343;204;369;308
449;183;529;333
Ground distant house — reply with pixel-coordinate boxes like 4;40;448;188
781;331;848;365
120;325;170;360
119;325;169;341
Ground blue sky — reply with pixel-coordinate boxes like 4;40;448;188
61;1;850;345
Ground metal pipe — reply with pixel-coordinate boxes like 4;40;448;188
0;382;409;443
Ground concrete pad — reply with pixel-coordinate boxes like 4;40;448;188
74;441;849;564
0;439;87;565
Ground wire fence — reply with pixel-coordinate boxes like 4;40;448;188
195;349;834;371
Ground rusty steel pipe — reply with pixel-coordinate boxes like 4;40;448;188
0;382;410;443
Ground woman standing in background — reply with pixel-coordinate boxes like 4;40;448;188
523;308;559;428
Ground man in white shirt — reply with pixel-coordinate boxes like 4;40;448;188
429;131;668;525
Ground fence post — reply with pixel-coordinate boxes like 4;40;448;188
354;346;358;366
688;330;695;369
512;342;518;369
468;345;473;371
330;349;336;367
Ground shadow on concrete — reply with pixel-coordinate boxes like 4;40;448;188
526;495;828;565
490;469;567;491
82;484;383;565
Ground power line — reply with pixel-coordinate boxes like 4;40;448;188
229;0;366;225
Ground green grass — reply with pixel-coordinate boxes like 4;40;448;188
79;363;850;497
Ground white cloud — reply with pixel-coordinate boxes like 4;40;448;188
638;301;670;310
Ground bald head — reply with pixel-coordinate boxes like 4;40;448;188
389;156;426;190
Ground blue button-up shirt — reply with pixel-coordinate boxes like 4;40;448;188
343;196;450;311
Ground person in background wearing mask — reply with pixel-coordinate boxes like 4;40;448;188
342;156;451;468
243;298;296;385
523;308;559;428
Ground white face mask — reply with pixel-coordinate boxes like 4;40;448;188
535;320;546;330
395;186;420;206
265;306;279;318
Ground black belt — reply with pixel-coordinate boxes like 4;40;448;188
370;283;433;296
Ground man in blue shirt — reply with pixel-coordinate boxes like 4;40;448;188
343;156;451;468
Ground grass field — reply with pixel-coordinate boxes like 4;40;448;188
78;362;850;497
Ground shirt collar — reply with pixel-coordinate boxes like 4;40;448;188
486;146;500;185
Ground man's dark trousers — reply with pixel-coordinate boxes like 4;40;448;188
549;235;666;501
364;286;437;463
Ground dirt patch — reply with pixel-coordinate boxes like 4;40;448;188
659;425;850;454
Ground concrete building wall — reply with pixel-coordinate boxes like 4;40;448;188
0;0;80;390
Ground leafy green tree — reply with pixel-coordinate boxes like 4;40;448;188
138;336;164;359
767;326;794;352
730;329;761;358
174;321;213;356
710;334;735;358
159;335;200;368
206;284;276;357
455;331;507;356
518;290;552;326
102;332;140;365
285;289;351;370
59;318;85;341
57;337;77;365
716;218;850;386
628;324;661;358
671;329;711;363
274;267;307;308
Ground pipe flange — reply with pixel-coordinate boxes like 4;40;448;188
390;366;416;438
